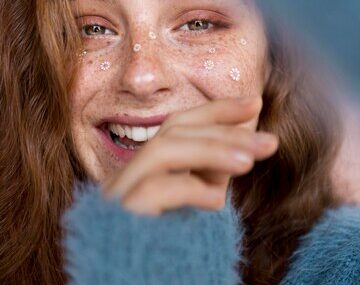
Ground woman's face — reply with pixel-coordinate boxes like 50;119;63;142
70;0;268;183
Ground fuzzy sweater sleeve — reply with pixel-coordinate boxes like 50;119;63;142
62;183;242;285
281;206;360;285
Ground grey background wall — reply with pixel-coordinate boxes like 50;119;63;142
256;1;360;97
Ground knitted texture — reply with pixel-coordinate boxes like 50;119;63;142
63;183;242;285
281;206;360;285
63;182;360;285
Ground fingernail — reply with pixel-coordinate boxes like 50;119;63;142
254;133;276;147
233;151;252;164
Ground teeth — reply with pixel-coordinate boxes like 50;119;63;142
113;136;140;150
132;127;147;142
109;124;126;138
118;127;126;138
125;126;133;140
109;124;161;142
147;126;161;140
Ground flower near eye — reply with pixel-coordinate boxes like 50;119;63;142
230;67;241;81
204;59;215;70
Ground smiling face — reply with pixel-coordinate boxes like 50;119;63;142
69;0;269;183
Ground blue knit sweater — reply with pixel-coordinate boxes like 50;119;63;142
63;184;360;285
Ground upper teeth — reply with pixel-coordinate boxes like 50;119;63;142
109;124;161;142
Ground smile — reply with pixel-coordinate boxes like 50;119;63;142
96;114;168;160
108;123;161;150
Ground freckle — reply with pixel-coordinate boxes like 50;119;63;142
218;35;225;42
88;60;93;64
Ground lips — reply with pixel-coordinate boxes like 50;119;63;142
96;114;168;161
97;114;169;127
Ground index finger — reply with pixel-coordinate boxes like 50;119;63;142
161;96;262;131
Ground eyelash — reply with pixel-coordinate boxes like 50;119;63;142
178;18;229;36
80;18;229;39
81;24;117;38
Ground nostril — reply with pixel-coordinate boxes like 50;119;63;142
157;88;169;93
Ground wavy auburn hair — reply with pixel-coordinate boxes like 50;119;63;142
0;1;85;284
232;18;342;285
0;1;341;285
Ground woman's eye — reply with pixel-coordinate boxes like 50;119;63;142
81;24;115;36
180;20;214;31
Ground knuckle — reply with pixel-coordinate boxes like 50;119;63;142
202;138;221;149
183;175;201;189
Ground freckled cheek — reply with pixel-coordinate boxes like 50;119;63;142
176;50;262;100
78;54;115;83
72;52;120;106
77;39;127;83
69;58;109;123
184;53;261;131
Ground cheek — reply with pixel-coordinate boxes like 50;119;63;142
186;55;261;100
71;47;120;117
75;28;266;99
167;36;266;101
73;28;267;110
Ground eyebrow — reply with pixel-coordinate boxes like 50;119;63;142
70;0;119;9
71;0;117;3
98;0;116;3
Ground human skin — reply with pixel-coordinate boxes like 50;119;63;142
69;0;279;214
333;105;360;203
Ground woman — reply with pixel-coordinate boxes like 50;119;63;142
0;0;359;284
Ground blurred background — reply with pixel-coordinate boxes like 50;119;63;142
255;1;360;202
256;0;360;101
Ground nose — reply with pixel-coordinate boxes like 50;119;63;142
119;40;175;100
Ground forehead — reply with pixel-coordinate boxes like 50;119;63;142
70;0;245;3
69;0;256;24
70;0;249;9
